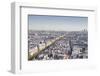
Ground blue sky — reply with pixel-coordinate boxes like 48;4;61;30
28;15;88;31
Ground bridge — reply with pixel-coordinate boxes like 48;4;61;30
28;35;65;60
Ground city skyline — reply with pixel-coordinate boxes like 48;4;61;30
28;15;88;31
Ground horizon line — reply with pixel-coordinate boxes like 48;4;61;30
28;29;88;32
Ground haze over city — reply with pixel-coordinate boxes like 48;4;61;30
28;15;88;31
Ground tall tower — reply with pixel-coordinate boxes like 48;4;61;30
68;39;73;56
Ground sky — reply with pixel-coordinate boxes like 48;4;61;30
28;15;88;31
